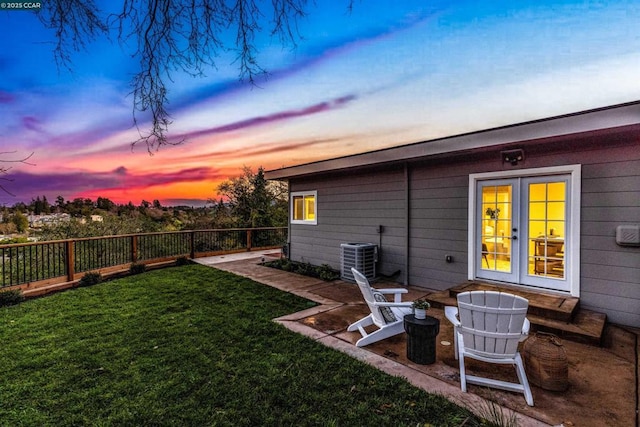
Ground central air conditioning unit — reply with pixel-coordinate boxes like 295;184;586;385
340;243;378;282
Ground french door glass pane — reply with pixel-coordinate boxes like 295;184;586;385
527;182;566;278
481;185;512;273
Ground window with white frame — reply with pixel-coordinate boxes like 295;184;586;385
291;191;317;225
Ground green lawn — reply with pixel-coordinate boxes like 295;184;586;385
0;264;482;426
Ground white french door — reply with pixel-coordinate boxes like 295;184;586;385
476;179;519;283
475;175;571;292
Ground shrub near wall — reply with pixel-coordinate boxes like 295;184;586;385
264;259;340;281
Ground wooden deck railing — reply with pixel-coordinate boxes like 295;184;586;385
0;227;287;290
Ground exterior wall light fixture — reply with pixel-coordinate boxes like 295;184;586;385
501;149;525;166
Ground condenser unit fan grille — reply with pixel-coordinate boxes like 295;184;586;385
340;243;377;282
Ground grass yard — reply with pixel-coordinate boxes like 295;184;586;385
0;264;482;426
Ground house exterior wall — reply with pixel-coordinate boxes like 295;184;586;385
579;144;640;327
288;165;408;282
286;138;640;327
408;160;474;289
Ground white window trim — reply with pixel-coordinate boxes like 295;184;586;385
291;190;317;225
468;165;581;297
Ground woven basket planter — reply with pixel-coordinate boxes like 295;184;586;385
523;332;569;391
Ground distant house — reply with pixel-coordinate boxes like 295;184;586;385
266;101;640;327
28;213;71;228
78;215;104;224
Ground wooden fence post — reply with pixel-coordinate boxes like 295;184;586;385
246;229;252;251
65;240;75;282
190;231;195;259
131;235;138;263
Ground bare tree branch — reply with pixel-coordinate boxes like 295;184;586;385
271;0;308;47
35;1;353;152
37;1;108;71
0;152;35;197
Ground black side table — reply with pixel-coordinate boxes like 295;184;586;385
404;314;440;365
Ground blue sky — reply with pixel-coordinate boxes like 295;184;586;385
1;0;639;206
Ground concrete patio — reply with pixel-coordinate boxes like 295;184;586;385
195;250;638;427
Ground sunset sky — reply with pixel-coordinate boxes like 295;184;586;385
2;0;640;207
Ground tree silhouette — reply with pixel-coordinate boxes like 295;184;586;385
216;166;287;228
37;0;355;152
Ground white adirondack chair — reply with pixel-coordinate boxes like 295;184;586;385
347;268;413;347
445;290;534;406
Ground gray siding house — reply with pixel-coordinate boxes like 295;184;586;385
265;102;640;328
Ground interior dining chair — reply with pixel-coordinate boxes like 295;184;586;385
445;290;534;406
481;243;490;268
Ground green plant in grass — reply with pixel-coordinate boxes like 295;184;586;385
471;393;520;427
0;288;24;307
0;265;480;426
175;256;190;266
78;271;102;287
129;262;147;275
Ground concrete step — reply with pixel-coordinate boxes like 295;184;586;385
449;281;579;322
425;283;606;346
527;310;606;347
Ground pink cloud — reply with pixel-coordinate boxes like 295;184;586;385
22;116;44;132
176;94;357;141
120;167;220;189
179;137;341;162
0;166;223;205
